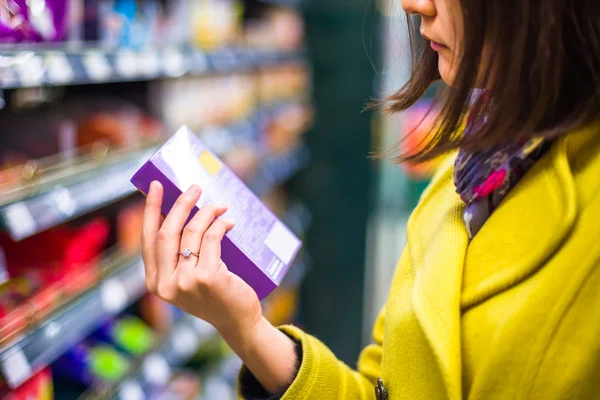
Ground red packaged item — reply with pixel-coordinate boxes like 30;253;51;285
116;201;145;254
0;277;37;345
0;219;109;343
0;368;53;400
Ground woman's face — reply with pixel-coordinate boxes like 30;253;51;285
402;0;463;84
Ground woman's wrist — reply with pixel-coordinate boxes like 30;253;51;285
220;316;298;394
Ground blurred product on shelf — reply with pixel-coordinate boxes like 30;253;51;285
262;102;312;154
0;367;53;400
149;371;202;400
244;6;304;51
155;73;257;131
0;218;109;344
76;109;162;149
258;63;309;103
262;283;298;326
0;96;163;205
92;315;155;355
53;340;130;387
191;0;242;50
222;143;260;181
0;0;70;43
116;200;144;254
399;99;443;180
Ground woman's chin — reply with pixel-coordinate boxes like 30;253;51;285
437;57;456;86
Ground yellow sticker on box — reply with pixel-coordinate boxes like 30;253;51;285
199;150;222;176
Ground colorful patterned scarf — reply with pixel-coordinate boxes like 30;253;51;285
453;129;551;239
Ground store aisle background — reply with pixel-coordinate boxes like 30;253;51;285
0;0;430;397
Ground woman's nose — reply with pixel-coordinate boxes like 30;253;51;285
401;0;436;17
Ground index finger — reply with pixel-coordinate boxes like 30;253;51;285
142;181;163;287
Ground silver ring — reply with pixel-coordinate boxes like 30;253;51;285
179;248;199;258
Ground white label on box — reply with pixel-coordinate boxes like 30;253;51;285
142;354;171;386
83;52;112;81
120;379;145;400
101;279;128;313
264;221;299;264
1;348;32;388
2;202;36;240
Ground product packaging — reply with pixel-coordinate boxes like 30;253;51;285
0;367;53;400
92;315;155;355
53;341;130;386
131;126;302;300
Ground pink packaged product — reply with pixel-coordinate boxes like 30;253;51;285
131;126;302;300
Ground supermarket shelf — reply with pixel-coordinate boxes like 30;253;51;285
0;253;146;389
0;147;156;241
200;354;242;400
81;315;217;400
0;99;310;242
249;144;310;198
0;47;306;89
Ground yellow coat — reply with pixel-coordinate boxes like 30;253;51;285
242;121;600;399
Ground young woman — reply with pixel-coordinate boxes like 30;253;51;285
141;0;600;398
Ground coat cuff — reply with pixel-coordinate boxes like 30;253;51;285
238;326;303;399
238;325;345;400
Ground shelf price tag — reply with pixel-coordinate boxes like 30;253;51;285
15;54;45;87
83;51;112;82
138;51;160;77
163;47;187;77
101;278;128;314
0;63;18;88
1;202;36;241
1;348;32;388
45;53;74;84
115;50;138;78
119;379;145;400
142;354;171;386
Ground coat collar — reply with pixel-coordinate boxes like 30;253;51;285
404;122;594;399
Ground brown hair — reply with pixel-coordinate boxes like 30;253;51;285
387;0;600;163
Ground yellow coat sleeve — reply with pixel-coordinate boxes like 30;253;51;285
239;307;385;399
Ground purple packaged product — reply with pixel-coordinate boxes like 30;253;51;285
131;126;302;300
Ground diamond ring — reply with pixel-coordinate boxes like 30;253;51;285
179;248;199;258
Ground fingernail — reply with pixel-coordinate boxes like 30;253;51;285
149;181;159;195
186;185;200;196
217;203;228;209
221;218;235;228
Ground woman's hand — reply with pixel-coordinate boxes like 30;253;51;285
141;181;262;335
141;181;298;394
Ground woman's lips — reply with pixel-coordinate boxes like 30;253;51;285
430;41;447;52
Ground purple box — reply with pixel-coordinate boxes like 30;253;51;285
131;126;302;300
